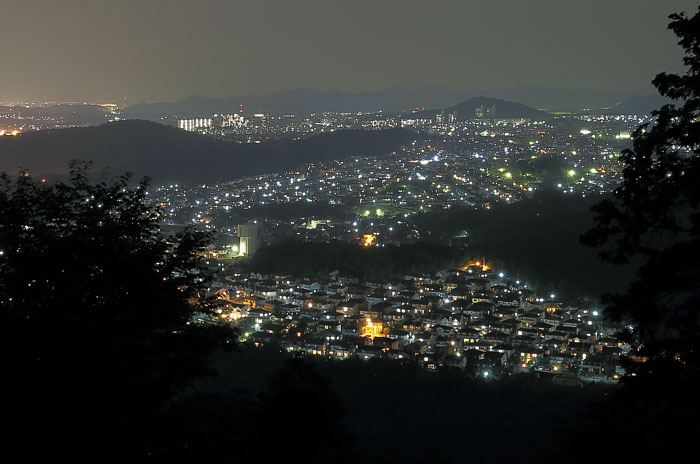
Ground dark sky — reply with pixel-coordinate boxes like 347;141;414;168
2;0;698;104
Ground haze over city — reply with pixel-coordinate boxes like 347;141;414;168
2;0;698;103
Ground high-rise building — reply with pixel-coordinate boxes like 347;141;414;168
237;223;263;257
475;105;497;119
177;118;212;131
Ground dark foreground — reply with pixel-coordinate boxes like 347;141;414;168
188;345;613;463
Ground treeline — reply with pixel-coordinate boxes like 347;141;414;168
248;240;463;280
413;190;638;302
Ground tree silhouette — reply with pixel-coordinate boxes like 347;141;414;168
554;7;700;461
0;162;235;461
254;358;357;463
145;356;358;464
582;6;700;379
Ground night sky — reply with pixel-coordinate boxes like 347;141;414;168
2;0;698;103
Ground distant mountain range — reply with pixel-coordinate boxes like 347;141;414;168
0;120;417;183
122;86;656;119
0;88;674;124
408;96;549;121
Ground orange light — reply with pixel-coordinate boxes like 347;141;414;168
462;260;490;272
360;318;383;340
362;234;376;247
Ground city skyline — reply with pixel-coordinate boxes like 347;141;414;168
2;0;698;103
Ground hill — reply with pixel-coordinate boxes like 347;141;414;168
409;96;550;121
0;120;418;183
605;94;675;115
479;86;634;112
413;190;638;302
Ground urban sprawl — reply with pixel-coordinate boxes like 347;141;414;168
3;102;649;382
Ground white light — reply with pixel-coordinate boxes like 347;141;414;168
592;310;599;316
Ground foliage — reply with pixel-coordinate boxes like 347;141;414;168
197;346;610;464
248;239;463;280
0;162;236;461
149;355;357;464
413;190;637;301
582;6;700;378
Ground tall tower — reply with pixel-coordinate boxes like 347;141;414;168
237;222;263;257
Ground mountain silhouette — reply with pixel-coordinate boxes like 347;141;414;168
605;94;675;115
408;96;549;121
0;120;418;184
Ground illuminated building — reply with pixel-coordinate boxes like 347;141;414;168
237;222;263;257
177;118;212;132
475;104;496;119
223;113;246;129
463;260;490;272
360;318;383;340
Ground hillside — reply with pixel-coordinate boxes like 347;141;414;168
480;86;634;112
409;96;550;121
413;190;638;302
0;120;418;183
605;94;675;115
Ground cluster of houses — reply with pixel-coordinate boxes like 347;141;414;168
200;263;627;382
